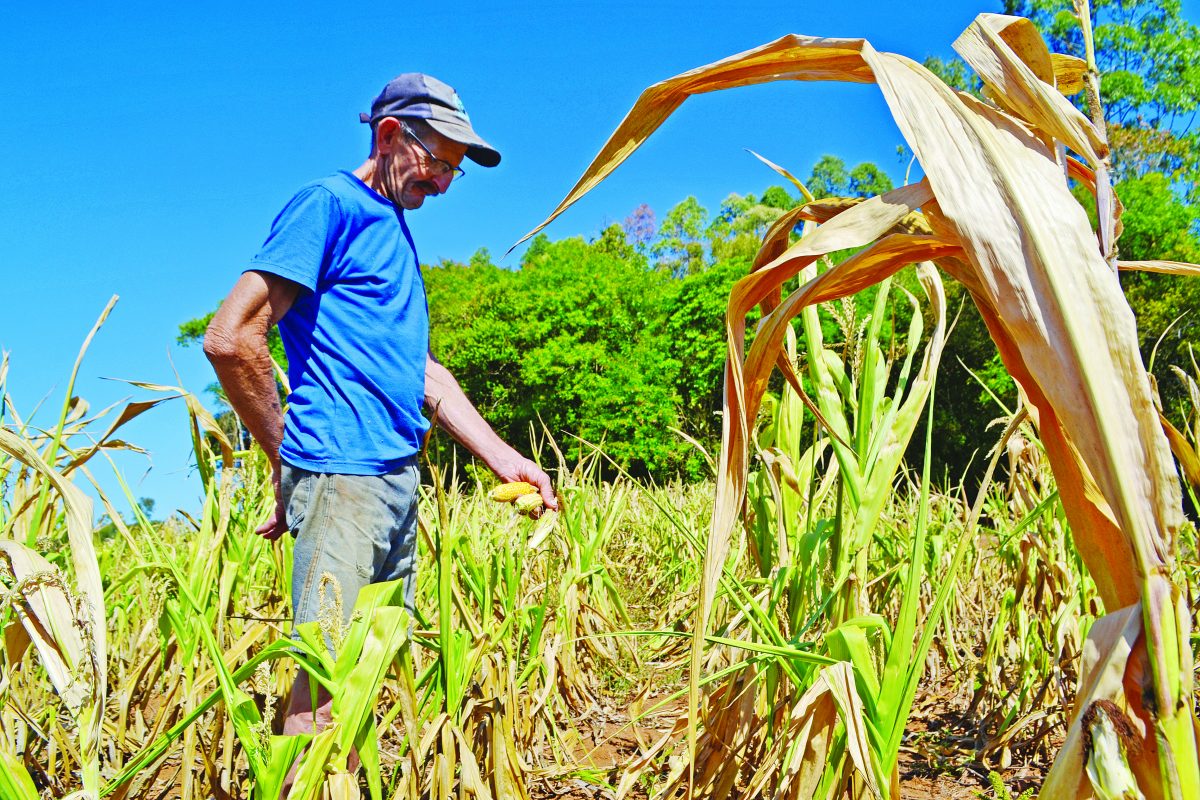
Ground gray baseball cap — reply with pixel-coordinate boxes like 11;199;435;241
359;73;500;167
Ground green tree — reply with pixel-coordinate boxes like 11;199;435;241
808;154;850;199
760;185;797;210
1117;171;1200;417
921;54;984;97
849;162;895;197
425;234;687;478
1117;172;1200;262
706;190;792;263
665;256;759;466
807;155;895;199
651;196;709;276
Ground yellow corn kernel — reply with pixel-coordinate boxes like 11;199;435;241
488;482;537;503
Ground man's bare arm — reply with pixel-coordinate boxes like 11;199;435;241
425;354;558;510
204;270;301;538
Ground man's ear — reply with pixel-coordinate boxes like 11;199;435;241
375;117;404;155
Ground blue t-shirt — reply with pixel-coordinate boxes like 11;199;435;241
247;170;430;474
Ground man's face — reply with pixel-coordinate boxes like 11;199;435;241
377;120;468;210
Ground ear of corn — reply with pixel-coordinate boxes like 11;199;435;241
514;493;544;514
489;481;538;503
1083;700;1146;800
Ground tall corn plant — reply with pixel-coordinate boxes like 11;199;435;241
0;431;105;798
0;299;150;798
519;10;1199;798
793;267;945;629
0;311;194;797
658;263;965;798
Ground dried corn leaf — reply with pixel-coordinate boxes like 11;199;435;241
953;15;1105;165
952;13;1118;258
0;541;90;713
767;674;839;799
118;381;234;486
752;205;811;276
3;617;31;665
512;33;876;251
799;196;933;235
451;726;496;800
746;148;814;201
1159;413;1200;495
60;396;177;476
0;428;104;694
1118;260;1200;278
824;661;885;798
1051;53;1087;95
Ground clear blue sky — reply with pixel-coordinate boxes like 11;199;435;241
4;1;1197;519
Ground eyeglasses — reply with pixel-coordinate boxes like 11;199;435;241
400;121;465;181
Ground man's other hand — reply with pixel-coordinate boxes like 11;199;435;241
256;470;288;540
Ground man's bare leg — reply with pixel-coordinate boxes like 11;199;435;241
279;670;359;798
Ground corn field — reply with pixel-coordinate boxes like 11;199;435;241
3;9;1200;800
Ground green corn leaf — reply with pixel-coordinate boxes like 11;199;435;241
255;734;313;800
0;748;39;800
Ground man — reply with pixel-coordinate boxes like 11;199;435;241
203;73;556;756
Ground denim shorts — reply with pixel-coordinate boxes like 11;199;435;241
281;458;420;647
